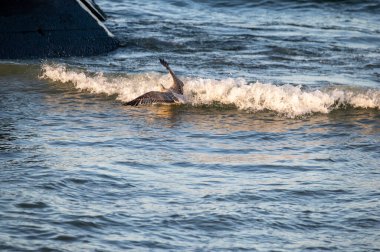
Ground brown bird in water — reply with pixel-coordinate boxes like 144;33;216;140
124;59;185;106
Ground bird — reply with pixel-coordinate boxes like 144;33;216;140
124;59;185;106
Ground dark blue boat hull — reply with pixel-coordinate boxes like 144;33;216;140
0;0;119;59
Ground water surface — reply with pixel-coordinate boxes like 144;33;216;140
1;0;380;251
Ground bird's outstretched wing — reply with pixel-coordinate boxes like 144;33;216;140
159;58;184;95
124;91;178;106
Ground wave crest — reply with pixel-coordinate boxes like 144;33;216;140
40;64;380;117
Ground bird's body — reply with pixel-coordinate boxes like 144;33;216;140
124;59;185;106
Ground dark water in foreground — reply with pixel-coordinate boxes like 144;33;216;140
1;0;380;251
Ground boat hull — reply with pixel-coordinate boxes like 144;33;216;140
0;0;119;59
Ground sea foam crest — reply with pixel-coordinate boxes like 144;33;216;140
40;64;380;117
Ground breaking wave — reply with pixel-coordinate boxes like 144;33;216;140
40;64;380;117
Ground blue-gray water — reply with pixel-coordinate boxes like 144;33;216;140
1;0;380;251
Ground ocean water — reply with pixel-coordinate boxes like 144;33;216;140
1;0;380;251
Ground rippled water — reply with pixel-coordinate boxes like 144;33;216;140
1;0;380;251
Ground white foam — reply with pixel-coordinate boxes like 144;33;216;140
40;64;380;117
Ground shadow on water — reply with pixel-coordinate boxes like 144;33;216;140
0;119;17;153
0;63;40;77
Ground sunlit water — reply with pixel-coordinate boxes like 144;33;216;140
1;0;380;251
